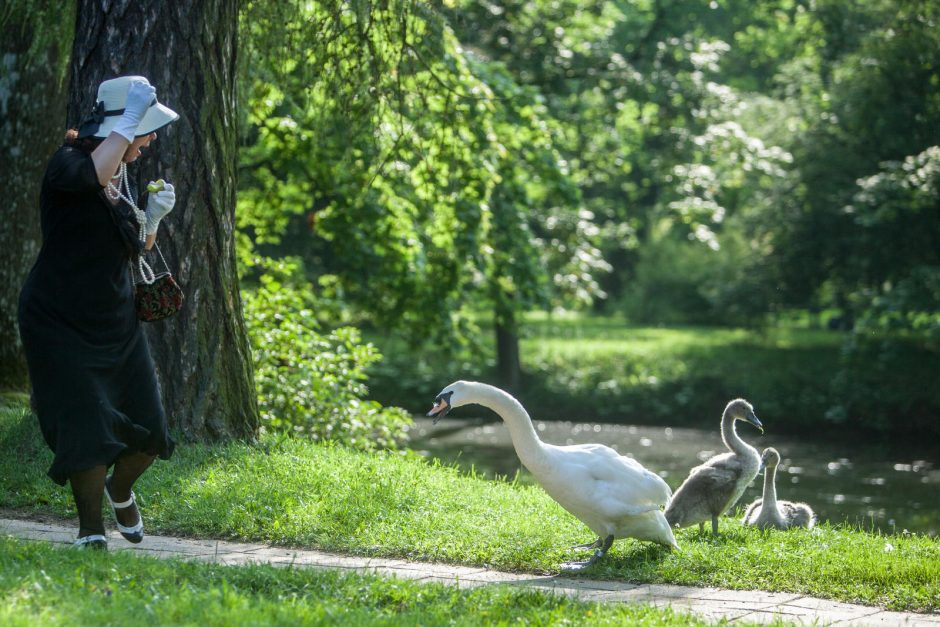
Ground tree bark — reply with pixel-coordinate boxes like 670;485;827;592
67;0;258;439
0;2;75;387
495;316;522;391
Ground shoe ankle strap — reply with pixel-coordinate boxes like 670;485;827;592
106;483;136;509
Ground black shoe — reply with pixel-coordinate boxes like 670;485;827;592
105;476;144;544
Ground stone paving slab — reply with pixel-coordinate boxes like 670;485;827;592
2;516;937;626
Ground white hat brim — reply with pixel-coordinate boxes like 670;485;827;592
92;101;180;138
136;102;180;136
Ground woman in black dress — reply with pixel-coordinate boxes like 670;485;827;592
18;76;180;549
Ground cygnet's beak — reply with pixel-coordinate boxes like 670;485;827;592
427;397;451;424
745;411;764;433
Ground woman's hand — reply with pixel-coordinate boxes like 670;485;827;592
145;183;176;235
92;80;158;185
112;80;156;142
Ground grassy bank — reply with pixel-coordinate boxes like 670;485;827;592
366;314;940;440
0;537;708;626
2;397;937;612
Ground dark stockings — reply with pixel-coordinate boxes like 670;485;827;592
69;465;107;538
68;452;157;537
106;451;156;529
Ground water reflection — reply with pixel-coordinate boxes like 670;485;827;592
407;417;939;536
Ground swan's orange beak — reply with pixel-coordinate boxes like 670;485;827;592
427;397;451;424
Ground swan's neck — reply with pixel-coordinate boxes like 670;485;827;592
762;464;779;509
464;383;545;466
721;411;753;456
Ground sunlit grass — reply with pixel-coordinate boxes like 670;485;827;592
1;397;937;612
522;318;839;353
0;537;708;626
368;317;846;429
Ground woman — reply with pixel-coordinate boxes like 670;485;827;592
18;76;180;549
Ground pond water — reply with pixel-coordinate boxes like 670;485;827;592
407;417;939;537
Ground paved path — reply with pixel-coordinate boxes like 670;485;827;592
2;517;937;626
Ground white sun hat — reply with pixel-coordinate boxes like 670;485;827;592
78;75;179;139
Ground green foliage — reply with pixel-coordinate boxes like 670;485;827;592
237;1;603;349
754;0;940;315
230;1;939;427
618;230;770;326
845;146;940;324
243;258;411;451
1;401;937;612
826;332;940;435
441;0;797;313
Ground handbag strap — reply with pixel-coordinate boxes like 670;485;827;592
151;242;172;274
132;243;172;282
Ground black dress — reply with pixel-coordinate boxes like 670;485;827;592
18;145;175;485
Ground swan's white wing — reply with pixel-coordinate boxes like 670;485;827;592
590;473;671;520
592;454;672;502
556;444;669;494
539;444;672;521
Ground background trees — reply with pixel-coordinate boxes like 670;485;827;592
237;1;605;389
2;0;937;441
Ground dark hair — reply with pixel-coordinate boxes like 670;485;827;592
64;128;104;153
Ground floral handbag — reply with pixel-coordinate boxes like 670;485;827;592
134;243;184;322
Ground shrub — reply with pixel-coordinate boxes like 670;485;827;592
618;233;770;327
243;258;411;451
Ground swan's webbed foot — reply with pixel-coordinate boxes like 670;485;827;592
570;537;602;551
561;535;613;572
560;553;601;572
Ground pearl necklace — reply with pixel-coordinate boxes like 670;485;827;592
107;162;156;284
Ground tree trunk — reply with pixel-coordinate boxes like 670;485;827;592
68;0;258;439
0;2;75;387
495;315;522;391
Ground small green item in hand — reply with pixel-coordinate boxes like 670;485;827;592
147;179;166;193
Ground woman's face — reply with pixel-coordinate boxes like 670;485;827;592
123;132;157;163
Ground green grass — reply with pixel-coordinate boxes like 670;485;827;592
0;537;712;626
2;397;938;613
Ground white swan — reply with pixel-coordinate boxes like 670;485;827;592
743;447;816;530
664;398;763;534
427;380;678;570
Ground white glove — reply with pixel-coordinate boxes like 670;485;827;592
145;183;176;235
112;80;156;142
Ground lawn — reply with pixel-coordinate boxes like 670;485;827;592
2;395;937;613
0;536;712;626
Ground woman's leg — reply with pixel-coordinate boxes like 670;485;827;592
106;451;156;528
69;465;107;538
